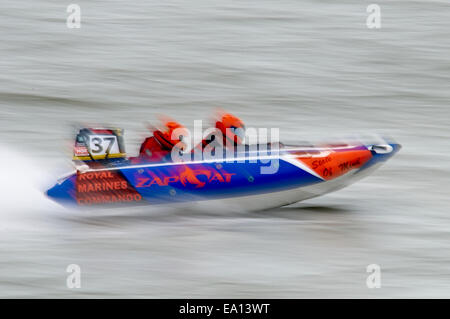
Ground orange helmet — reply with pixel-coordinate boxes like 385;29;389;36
154;120;188;150
215;113;246;145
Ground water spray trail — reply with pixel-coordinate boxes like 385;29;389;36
0;146;61;219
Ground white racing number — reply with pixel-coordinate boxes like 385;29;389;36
88;135;119;157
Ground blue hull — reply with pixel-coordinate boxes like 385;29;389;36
47;143;401;208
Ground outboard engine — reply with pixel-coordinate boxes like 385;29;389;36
73;128;127;165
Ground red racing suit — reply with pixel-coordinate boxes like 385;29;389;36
133;131;173;163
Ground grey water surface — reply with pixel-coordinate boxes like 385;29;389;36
0;0;449;297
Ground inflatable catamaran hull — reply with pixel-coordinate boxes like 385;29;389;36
46;142;401;210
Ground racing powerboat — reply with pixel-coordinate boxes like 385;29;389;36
46;128;401;210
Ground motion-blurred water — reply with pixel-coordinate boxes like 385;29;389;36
1;0;449;298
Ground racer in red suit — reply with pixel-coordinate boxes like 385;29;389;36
134;120;188;163
192;112;246;160
215;112;246;147
198;112;246;151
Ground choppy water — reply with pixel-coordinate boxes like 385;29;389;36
1;0;449;298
